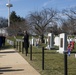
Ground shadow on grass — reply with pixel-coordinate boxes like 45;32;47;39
30;51;57;55
71;51;76;53
1;45;13;50
32;52;57;54
0;45;16;54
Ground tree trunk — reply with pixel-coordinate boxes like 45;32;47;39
41;34;44;43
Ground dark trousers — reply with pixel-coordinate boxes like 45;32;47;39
25;47;28;56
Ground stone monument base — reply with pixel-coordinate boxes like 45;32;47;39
56;50;64;54
45;45;54;50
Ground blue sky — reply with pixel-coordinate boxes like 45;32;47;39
0;0;76;18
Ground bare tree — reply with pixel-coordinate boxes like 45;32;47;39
0;17;8;28
62;8;76;35
7;19;29;36
28;8;58;43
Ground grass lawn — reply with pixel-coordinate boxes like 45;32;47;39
6;36;76;75
18;45;76;75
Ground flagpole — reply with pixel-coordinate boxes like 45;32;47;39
6;0;13;27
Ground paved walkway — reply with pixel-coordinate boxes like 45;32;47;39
0;49;41;75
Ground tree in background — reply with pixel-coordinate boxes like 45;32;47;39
0;17;8;28
10;11;25;23
27;8;58;43
62;7;76;35
1;8;76;36
7;11;28;36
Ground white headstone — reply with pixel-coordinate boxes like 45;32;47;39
46;33;54;49
57;33;67;54
75;54;76;58
31;36;34;46
54;36;60;46
44;38;47;44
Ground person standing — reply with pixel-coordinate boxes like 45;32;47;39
0;35;3;50
23;31;29;56
2;35;6;47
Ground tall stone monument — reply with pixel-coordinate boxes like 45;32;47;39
57;33;67;54
31;36;34;46
46;33;54;49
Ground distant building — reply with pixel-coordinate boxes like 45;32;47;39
0;28;8;36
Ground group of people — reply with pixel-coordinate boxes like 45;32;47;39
1;30;75;57
23;31;76;57
0;31;29;53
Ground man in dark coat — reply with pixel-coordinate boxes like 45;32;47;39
2;36;6;46
0;35;3;49
23;31;29;56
